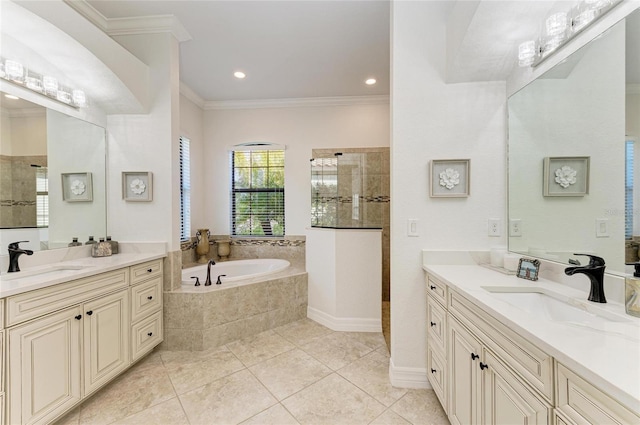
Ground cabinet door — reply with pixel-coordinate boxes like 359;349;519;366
482;350;551;425
83;290;130;397
448;317;482;425
8;306;82;425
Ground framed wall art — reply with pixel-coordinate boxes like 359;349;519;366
61;172;93;202
543;156;590;197
430;159;470;198
122;171;153;202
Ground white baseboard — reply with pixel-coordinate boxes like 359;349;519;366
307;306;381;332
388;357;431;389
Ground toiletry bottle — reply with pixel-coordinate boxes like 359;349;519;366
85;236;96;245
106;236;119;254
68;237;82;247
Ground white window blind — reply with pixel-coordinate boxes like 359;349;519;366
180;137;191;241
626;139;634;239
36;167;48;227
230;149;285;237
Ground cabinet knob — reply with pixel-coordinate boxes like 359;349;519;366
430;285;436;290
75;315;82;320
86;310;93;316
147;268;153;273
430;321;436;327
480;362;489;370
431;368;437;374
147;332;153;337
147;296;153;300
471;353;479;360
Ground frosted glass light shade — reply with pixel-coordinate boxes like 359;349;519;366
43;76;58;95
518;40;537;66
546;12;568;37
572;8;596;32
56;90;71;104
72;89;86;106
5;60;24;82
25;76;43;92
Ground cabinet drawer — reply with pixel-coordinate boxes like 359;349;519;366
427;345;447;413
0;331;3;393
6;269;128;327
131;277;162;323
130;260;163;286
449;290;553;402
556;363;640;425
427;296;447;354
426;274;447;306
131;310;163;362
0;300;4;328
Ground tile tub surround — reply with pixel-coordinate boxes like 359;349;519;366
162;266;308;351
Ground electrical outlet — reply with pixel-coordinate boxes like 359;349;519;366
509;219;522;237
488;219;502;237
407;219;419;237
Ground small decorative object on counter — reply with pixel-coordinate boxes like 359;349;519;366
625;264;640;318
195;228;211;264
216;239;231;261
68;237;82;247
106;236;119;254
516;257;540;281
85;236;97;245
91;241;112;257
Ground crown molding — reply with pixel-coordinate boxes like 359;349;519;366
628;84;640;95
204;95;390;110
179;82;205;109
64;0;192;42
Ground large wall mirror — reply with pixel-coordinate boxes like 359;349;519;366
508;8;640;275
0;92;107;253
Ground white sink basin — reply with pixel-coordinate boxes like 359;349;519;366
481;286;630;325
1;264;91;281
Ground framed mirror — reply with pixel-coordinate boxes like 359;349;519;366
0;92;107;253
508;8;639;275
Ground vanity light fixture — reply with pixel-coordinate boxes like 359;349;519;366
234;71;246;79
0;57;88;108
365;78;377;85
517;0;620;67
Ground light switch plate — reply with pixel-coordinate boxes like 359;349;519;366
407;219;419;237
596;218;609;237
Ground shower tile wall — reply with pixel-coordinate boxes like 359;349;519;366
0;155;46;227
311;148;390;301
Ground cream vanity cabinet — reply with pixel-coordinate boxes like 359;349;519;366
426;273;552;425
0;300;4;425
4;260;164;425
129;260;163;362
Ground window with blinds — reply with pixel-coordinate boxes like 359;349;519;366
626;139;634;239
180;137;191;241
231;149;285;237
36;167;48;227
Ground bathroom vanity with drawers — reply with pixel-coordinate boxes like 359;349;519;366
0;253;165;425
424;264;640;425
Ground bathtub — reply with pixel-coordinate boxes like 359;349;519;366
182;258;290;286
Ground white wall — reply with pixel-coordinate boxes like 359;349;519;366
4;113;47;156
202;102;390;236
179;94;204;235
390;1;506;386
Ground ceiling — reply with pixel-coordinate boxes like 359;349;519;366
85;0;391;102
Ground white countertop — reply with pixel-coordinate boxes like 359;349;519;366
423;264;640;415
0;252;166;298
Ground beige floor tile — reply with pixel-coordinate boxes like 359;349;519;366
282;374;386;425
78;361;176;425
111;397;189;425
338;349;408;407
161;346;245;394
249;349;332;400
301;332;375;371
390;390;450;425
369;409;411;425
240;404;301;425
273;318;334;346
179;369;277;425
227;329;296;367
53;409;80;425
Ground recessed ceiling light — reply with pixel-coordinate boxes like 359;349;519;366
365;78;377;85
234;71;246;79
4;94;19;100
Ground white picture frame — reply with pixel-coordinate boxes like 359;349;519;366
61;172;93;202
543;156;590;197
122;171;153;202
430;159;470;198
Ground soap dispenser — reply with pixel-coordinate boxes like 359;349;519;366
106;236;119;254
625;264;640;318
85;236;97;245
68;237;82;247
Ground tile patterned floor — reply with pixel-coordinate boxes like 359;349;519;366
56;319;449;425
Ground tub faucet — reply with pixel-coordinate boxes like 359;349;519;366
564;253;606;303
8;241;34;273
204;259;216;286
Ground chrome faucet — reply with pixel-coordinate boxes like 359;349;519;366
8;241;34;273
204;259;216;286
564;254;606;303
